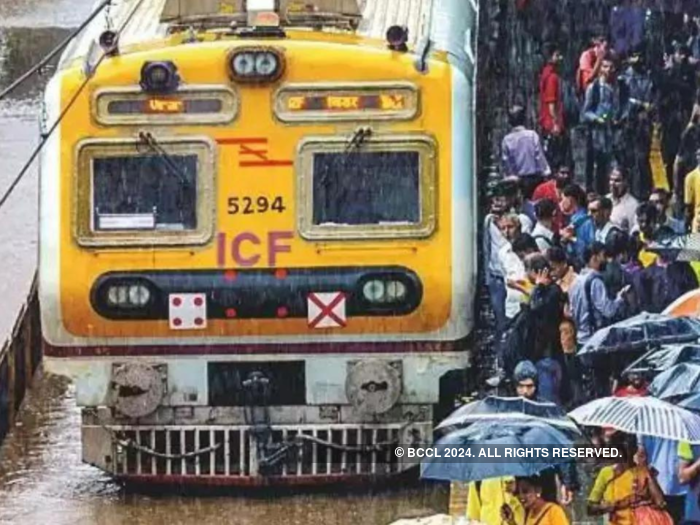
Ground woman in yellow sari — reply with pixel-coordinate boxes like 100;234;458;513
587;433;670;525
501;475;569;525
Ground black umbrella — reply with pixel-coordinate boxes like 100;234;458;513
624;344;700;376
436;396;581;437
578;313;700;360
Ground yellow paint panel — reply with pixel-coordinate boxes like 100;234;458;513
57;39;455;340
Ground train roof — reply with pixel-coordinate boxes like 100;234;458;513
58;0;474;72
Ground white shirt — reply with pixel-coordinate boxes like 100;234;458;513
531;222;555;251
608;192;639;232
498;244;527;319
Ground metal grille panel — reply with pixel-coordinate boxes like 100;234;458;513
111;423;427;478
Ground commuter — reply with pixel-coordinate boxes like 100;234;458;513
684;148;700;232
522;253;567;405
589;196;624;246
559;184;596;269
502;475;571;525
589;433;670;525
648;188;686;234
532;199;558;251
660;43;697;190
638;252;698;313
484;193;512;337
539;43;568;170
635;203;660;268
613;371;649;397
608;166;639;232
577;29;609;96
501;105;551;199
569;242;630;345
673;101;700;208
532;163;573;232
547;246;578;295
582;55;620;195
467;477;524;525
618;46;655;200
678;439;700;524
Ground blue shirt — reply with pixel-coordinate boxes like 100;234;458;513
501;127;551;178
569;268;626;343
641;436;686;497
566;209;596;266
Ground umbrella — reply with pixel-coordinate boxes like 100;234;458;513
647;233;700;262
664;289;700;318
421;419;573;483
649;363;700;400
578;313;700;359
623;344;700;376
569;396;700;443
435;396;580;436
679;393;700;413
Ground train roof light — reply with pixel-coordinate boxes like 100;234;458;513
98;30;119;57
386;26;409;52
228;48;284;84
140;61;180;94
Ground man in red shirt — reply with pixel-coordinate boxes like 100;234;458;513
539;43;568;169
577;31;609;96
532;164;573;232
613;371;648;397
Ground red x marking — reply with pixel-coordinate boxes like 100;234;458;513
308;292;346;328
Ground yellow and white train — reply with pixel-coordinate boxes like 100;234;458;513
39;0;478;485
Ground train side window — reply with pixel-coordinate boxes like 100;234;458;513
74;138;216;248
297;135;437;240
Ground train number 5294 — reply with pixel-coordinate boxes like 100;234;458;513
227;196;286;215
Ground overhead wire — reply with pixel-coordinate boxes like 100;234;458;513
0;0;112;102
0;0;148;210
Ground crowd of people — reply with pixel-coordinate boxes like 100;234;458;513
472;8;700;525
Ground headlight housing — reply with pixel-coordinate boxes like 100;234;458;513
102;281;154;310
228;47;285;83
361;278;409;305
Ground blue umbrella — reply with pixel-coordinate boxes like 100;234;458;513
624;344;700;377
579;313;700;360
649;363;700;400
421;419;574;483
436;396;581;437
679;393;700;413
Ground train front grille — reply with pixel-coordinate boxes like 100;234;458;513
107;423;428;480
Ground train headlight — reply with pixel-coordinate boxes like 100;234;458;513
128;285;151;306
105;283;152;308
140;61;180;94
363;280;386;303
362;278;410;305
385;280;407;302
255;52;279;76
232;52;256;77
228;48;285;83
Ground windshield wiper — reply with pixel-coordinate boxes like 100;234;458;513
138;131;191;186
346;126;372;152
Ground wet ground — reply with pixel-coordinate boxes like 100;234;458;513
0;1;448;524
0;373;447;525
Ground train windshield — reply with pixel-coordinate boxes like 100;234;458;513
91;154;198;231
312;151;420;226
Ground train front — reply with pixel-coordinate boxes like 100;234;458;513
38;0;477;485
